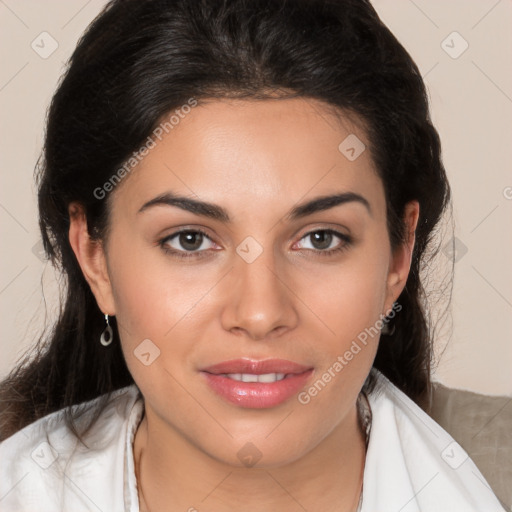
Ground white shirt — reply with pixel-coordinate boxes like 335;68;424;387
0;370;506;512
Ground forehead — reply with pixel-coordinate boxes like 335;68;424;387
109;97;384;219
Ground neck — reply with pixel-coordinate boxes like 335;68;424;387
133;403;366;512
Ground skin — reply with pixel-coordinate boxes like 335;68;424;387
68;97;419;512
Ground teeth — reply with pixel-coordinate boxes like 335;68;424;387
224;373;286;383
241;373;258;383
258;373;285;383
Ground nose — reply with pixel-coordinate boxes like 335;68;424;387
220;245;299;341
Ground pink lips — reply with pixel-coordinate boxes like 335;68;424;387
200;358;314;409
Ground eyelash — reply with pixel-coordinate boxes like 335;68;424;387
158;228;352;260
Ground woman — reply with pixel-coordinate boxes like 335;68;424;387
0;0;505;511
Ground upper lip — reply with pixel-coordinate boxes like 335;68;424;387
201;358;312;375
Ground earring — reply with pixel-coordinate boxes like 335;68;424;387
100;313;113;346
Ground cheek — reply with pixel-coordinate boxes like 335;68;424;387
108;236;206;336
106;240;208;382
295;256;388;424
305;241;390;343
298;234;390;400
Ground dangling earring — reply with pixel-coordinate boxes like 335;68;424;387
100;313;113;346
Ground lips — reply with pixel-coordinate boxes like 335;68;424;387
200;358;314;409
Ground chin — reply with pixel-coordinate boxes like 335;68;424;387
200;432;317;470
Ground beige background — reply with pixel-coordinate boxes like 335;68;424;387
1;0;511;395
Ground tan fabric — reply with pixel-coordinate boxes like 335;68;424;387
430;383;512;511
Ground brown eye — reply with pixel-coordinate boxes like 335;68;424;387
159;229;216;259
295;229;352;257
309;231;334;250
177;231;204;251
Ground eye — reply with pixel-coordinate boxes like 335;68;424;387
295;229;352;256
158;227;352;260
158;228;217;259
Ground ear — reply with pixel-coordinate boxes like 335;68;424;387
383;200;420;314
68;202;116;316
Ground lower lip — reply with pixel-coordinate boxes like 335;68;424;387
201;370;314;408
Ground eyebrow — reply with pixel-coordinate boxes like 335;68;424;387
137;190;372;221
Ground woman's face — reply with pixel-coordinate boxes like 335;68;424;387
76;97;416;467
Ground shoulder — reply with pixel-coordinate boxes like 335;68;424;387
0;384;143;512
362;369;506;512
